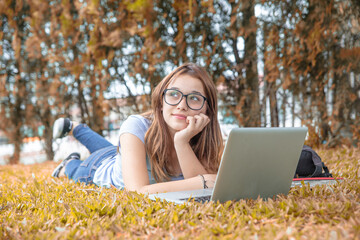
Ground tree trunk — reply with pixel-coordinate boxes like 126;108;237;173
242;0;260;127
10;107;23;164
282;91;286;127
261;77;267;127
311;53;329;144
291;86;295;127
43;110;54;161
89;58;104;135
268;81;279;127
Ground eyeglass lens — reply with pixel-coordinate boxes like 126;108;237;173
164;89;205;110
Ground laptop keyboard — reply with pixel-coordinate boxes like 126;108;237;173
179;195;211;203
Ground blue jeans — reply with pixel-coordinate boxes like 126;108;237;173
64;124;117;184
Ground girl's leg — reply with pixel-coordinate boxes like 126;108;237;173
64;146;117;185
64;158;82;179
53;118;116;185
72;124;113;154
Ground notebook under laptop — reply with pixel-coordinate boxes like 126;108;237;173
149;127;308;204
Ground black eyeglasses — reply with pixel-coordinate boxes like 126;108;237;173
163;89;207;110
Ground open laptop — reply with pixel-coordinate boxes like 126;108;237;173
149;127;308;204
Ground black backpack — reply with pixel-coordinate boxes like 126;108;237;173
294;145;333;178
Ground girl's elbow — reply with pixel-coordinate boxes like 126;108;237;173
124;185;149;194
138;185;152;194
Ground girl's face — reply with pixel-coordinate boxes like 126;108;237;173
162;74;207;136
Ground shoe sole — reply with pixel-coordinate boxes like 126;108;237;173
51;152;80;177
51;163;65;177
53;118;65;139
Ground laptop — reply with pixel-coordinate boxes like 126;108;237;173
149;127;308;204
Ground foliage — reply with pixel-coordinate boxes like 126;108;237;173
259;0;360;147
0;147;359;239
0;0;359;163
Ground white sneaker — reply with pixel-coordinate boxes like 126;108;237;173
53;118;73;139
51;152;80;178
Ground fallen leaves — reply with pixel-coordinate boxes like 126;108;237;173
0;147;359;239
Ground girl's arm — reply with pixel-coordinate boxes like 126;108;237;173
173;113;211;178
139;174;216;194
121;133;216;194
173;140;208;178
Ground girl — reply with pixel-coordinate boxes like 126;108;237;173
52;63;224;194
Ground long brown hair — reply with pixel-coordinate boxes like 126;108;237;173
144;63;224;182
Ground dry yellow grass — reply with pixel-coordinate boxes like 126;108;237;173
0;147;359;239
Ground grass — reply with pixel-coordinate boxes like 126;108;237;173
0;147;359;239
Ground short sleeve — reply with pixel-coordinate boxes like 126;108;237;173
119;115;151;144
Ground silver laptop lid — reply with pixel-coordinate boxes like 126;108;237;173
211;127;307;202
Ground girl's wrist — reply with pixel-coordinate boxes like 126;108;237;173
173;137;190;148
173;131;193;144
203;174;216;188
199;174;209;189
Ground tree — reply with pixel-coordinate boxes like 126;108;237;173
1;0;359;164
0;2;31;164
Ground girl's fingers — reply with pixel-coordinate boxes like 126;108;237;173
176;114;210;143
188;115;207;135
194;114;209;128
193;115;203;126
187;116;195;129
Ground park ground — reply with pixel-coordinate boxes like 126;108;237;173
0;147;359;239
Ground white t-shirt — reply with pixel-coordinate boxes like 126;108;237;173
93;115;184;188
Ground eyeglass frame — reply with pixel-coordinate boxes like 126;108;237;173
163;89;207;110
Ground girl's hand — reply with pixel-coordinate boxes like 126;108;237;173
174;113;210;144
204;174;217;188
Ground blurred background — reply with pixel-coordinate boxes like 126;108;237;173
0;0;359;164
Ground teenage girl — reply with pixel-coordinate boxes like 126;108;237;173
52;63;224;194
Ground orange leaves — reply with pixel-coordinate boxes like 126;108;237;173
264;27;280;84
348;93;358;103
125;0;150;12
87;0;101;16
27;0;50;32
14;0;24;12
282;74;292;90
126;24;140;36
172;0;188;15
102;29;124;48
0;0;358;156
264;56;279;84
339;47;360;62
11;31;21;61
25;36;42;59
201;0;215;14
48;78;63;97
124;0;152;22
304;22;326;68
173;1;186;54
350;17;360;34
0;76;6;98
